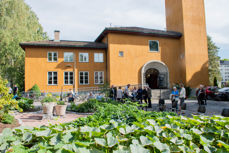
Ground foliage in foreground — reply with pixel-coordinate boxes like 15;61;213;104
0;77;19;115
0;100;229;153
0;113;15;124
18;98;34;112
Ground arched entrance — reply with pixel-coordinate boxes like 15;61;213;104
142;60;169;89
145;68;159;89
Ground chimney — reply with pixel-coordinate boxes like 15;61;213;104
54;30;60;42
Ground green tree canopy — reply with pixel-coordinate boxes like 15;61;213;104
0;0;48;91
208;36;221;86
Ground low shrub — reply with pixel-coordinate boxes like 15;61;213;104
18;98;34;111
69;99;98;113
0;113;15;124
57;101;65;105
30;84;41;97
41;96;57;103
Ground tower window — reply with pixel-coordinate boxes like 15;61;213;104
149;40;159;52
119;51;124;57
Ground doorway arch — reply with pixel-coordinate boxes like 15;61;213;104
141;60;169;89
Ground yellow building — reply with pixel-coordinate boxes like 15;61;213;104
20;0;209;92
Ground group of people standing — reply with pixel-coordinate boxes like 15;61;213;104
109;84;152;108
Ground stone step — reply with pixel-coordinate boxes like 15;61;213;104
151;89;171;99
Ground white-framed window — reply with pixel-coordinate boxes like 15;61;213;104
48;72;58;85
79;53;89;62
94;53;104;62
149;40;159;52
47;52;58;62
64;52;74;62
119;51;124;57
64;72;74;85
79;71;89;85
94;71;104;84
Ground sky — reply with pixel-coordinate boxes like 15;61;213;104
24;0;229;59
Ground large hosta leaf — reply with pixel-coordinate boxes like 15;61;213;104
153;141;170;153
107;132;118;148
140;136;152;146
22;132;32;142
130;144;150;153
94;138;106;147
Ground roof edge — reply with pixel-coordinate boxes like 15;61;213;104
95;27;182;42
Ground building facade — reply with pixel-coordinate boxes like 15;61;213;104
220;60;229;85
20;0;209;92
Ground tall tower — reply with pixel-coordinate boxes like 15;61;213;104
165;0;209;87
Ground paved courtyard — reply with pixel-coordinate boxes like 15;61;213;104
150;99;229;117
12;99;229;128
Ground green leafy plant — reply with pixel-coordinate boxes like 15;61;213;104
18;98;34;111
41;96;57;103
0;100;228;153
57;101;65;105
0;77;20;114
0;113;15;124
70;99;98;113
29;84;41;97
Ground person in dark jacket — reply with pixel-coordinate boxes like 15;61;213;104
146;87;152;108
142;87;148;105
137;87;143;103
196;85;206;105
109;85;117;100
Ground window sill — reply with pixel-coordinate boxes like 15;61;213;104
47;84;58;86
48;61;58;63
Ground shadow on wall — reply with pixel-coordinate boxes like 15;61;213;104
56;61;74;70
187;61;209;88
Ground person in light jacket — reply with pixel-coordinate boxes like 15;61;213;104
179;84;186;111
116;87;123;101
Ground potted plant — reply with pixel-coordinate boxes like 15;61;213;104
54;101;67;116
41;95;57;118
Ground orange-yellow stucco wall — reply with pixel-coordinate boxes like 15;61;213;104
25;48;106;92
105;33;183;87
165;0;209;87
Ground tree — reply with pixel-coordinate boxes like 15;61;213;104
213;77;218;87
208;36;221;86
0;0;48;91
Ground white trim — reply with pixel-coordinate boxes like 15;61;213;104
94;71;104;85
141;60;169;88
47;71;58;85
47;51;58;62
79;71;89;85
64;52;74;62
79;53;89;62
94;53;104;63
63;71;74;85
148;40;160;52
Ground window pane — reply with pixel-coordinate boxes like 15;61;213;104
53;53;57;61
99;54;103;62
149;41;159;51
48;53;52;61
53;72;57;84
80;54;84;62
64;52;73;62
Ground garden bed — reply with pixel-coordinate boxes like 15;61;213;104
0;119;20;133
